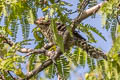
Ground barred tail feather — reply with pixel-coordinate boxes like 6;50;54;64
73;31;107;60
78;39;107;60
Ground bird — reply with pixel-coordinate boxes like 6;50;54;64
34;17;107;60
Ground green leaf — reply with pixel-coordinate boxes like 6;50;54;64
78;24;106;41
60;1;73;6
50;18;64;52
27;10;34;24
42;6;49;12
28;54;36;71
50;0;55;4
45;64;55;78
50;8;55;17
56;56;70;79
14;68;25;78
33;30;42;41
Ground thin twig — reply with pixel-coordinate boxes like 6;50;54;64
7;71;16;80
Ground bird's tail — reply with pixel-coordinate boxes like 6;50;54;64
73;31;107;60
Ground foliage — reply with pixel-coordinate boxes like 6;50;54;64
77;23;106;42
101;0;119;41
0;0;120;80
86;25;120;80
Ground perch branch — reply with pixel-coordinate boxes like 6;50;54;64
74;1;107;24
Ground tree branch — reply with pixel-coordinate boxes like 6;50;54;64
0;34;14;46
19;26;71;80
0;34;55;57
74;1;107;24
